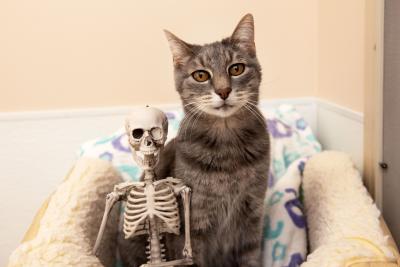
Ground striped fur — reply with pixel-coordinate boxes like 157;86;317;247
161;14;270;267
119;14;270;267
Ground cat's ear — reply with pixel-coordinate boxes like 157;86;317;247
164;30;193;66
231;14;256;55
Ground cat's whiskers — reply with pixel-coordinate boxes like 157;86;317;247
242;99;266;126
246;99;263;109
243;104;265;126
182;96;212;110
180;105;200;141
186;102;208;140
183;108;199;140
187;103;205;141
238;92;259;101
229;94;251;108
235;91;250;97
180;99;210;141
183;101;201;109
183;98;211;108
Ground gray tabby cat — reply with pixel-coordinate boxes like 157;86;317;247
119;14;270;267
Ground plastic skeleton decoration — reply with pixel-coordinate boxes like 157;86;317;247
93;106;193;267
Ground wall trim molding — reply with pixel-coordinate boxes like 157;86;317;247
315;98;364;123
0;104;181;122
0;97;364;169
0;96;363;123
313;98;364;172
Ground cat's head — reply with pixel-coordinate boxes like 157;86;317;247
165;14;261;118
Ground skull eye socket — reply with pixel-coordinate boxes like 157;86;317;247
150;127;163;140
132;129;144;139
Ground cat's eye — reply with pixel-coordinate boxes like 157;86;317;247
228;63;245;76
192;70;210;82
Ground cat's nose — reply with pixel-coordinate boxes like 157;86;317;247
215;88;232;100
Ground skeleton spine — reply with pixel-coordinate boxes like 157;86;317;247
146;235;167;263
148;216;165;263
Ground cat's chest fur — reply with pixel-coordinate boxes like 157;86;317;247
173;117;270;232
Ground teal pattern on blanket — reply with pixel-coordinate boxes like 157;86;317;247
78;104;321;267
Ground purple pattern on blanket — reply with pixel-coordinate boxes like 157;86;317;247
100;152;113;161
112;134;130;153
284;188;306;228
165;112;176;120
267;119;292;138
268;172;276;188
295;118;307;131
284;253;304;267
297;161;306;176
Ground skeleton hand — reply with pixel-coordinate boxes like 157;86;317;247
182;245;193;259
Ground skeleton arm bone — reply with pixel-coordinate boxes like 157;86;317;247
179;186;193;259
93;182;137;256
92;191;120;256
157;177;193;259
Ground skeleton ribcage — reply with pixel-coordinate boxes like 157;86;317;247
123;181;180;239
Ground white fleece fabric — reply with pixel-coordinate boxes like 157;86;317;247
301;151;396;267
8;158;122;267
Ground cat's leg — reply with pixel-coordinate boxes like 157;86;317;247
190;234;209;267
117;232;148;267
237;197;265;267
237;237;262;267
164;232;207;267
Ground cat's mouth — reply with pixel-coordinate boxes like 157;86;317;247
200;97;241;117
214;103;234;110
206;101;242;118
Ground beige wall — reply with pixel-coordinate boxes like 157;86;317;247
0;0;318;112
0;1;371;113
317;0;366;112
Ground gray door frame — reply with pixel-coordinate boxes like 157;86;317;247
382;0;400;246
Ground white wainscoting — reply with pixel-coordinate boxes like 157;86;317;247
315;99;364;171
0;98;363;265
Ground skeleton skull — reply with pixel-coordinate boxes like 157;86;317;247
125;106;168;170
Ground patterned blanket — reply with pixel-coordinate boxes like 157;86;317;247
79;104;321;267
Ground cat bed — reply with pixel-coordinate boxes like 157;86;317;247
76;104;320;266
7;154;399;267
7;105;400;267
302;151;399;267
7;158;122;267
